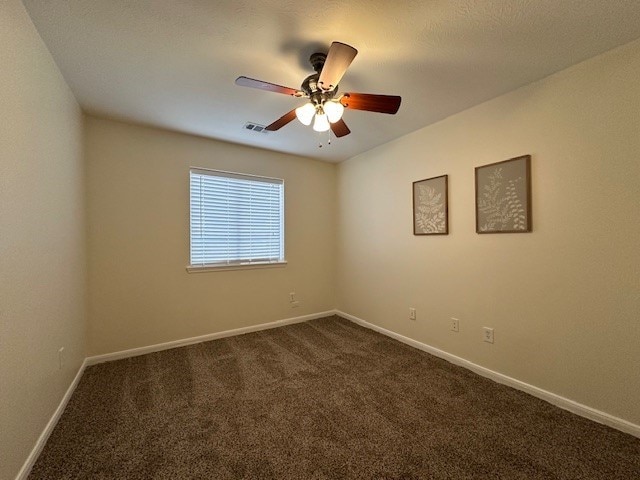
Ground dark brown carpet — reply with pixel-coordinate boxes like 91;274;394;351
29;315;640;479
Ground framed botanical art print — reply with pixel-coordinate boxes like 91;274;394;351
475;155;531;233
413;174;448;235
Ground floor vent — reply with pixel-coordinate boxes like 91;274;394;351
244;122;269;133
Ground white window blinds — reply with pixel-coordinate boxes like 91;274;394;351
190;168;284;267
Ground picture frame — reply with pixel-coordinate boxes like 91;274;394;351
413;174;448;235
475;155;532;233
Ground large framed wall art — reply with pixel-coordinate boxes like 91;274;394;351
475;155;531;233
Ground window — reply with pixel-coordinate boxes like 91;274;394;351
188;168;285;270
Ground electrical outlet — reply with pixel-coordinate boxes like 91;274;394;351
483;327;494;344
58;347;65;370
409;308;416;320
291;301;300;308
450;318;459;332
289;292;296;302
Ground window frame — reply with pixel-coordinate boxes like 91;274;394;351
186;167;286;273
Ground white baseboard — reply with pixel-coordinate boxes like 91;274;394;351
16;310;337;479
17;308;638;480
86;310;337;366
15;358;88;480
336;310;640;439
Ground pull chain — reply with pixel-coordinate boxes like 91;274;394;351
317;129;333;148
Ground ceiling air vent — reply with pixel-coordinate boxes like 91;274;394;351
244;122;269;134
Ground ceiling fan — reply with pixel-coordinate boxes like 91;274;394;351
235;42;401;138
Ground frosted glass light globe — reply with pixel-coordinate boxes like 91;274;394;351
313;113;330;132
295;103;315;126
323;101;344;123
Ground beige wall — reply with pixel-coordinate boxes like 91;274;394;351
337;39;640;425
85;116;336;355
0;1;86;478
4;6;639;474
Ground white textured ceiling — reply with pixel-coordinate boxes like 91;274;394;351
23;0;640;162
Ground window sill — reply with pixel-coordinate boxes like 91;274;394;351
186;261;287;273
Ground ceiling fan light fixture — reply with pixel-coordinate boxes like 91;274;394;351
235;41;401;140
295;102;315;126
323;100;344;123
313;113;330;132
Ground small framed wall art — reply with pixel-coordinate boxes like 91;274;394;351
475;155;532;233
413;174;448;235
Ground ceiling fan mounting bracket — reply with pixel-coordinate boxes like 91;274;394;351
309;52;327;73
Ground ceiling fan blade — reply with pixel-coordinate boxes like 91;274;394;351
265;109;297;131
340;93;402;114
330;118;351;138
235;76;303;96
318;42;358;91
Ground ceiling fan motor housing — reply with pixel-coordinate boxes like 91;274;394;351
303;52;338;105
302;74;338;105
